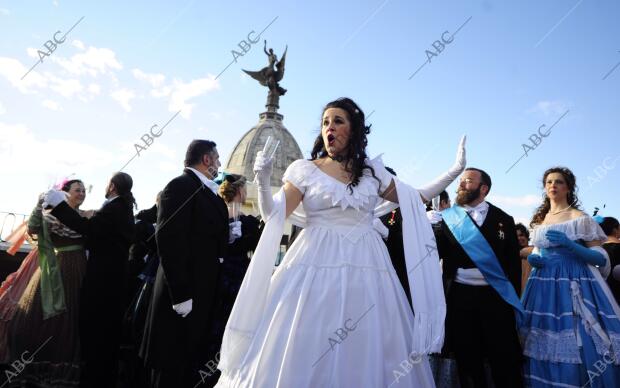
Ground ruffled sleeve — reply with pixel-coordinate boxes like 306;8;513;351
532;215;609;248
282;159;313;195
366;154;394;194
578;216;609;242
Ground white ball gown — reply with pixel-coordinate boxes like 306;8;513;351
215;156;442;387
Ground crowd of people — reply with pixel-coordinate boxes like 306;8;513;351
0;97;619;387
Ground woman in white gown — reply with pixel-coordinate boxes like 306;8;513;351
215;98;466;387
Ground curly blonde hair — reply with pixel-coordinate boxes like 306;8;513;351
218;174;247;203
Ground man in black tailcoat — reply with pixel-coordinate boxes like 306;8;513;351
140;140;230;388
437;167;523;388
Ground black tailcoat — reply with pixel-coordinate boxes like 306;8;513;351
52;196;135;387
140;169;228;375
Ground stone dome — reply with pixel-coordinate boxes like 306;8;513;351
225;111;304;187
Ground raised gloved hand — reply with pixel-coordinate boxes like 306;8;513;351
254;151;275;221
527;253;545;268
254;150;273;179
372;218;389;240
229;220;242;243
172;299;192;318
42;189;68;208
545;230;606;267
417;135;466;202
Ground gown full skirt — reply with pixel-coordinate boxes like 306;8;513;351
216;221;436;387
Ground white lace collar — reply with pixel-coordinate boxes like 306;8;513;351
294;157;383;211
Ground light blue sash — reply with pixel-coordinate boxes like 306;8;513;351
442;205;524;325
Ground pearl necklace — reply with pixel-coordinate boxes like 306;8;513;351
549;205;572;215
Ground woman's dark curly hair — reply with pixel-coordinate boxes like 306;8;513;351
61;179;84;192
530;167;581;227
310;97;380;193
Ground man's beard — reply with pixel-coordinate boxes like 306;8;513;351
456;186;481;206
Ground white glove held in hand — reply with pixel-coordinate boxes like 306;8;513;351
417;135;467;202
254;151;275;221
372;218;390;240
229;221;242;243
43;189;68;208
172;299;192;318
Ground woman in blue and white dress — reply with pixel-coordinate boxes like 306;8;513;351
521;167;620;387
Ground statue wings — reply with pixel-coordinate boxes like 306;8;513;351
275;46;287;82
242;46;287;86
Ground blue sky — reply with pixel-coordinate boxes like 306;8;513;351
0;0;618;229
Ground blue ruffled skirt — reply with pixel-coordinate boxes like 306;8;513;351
521;247;620;387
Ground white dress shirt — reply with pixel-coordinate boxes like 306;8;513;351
455;201;490;286
463;201;489;227
101;195;119;208
187;167;219;194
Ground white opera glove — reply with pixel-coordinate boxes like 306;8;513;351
172;299;193;318
254;151;275;220
42;189;68;208
613;265;620;281
417;135;466;202
426;210;443;224
372;218;390;240
229;221;242;243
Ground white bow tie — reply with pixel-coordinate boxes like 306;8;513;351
465;204;487;214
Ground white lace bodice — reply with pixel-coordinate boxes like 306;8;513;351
282;156;392;232
531;215;607;248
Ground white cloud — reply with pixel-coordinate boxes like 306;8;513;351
527;100;569;116
0;8;10;15
158;161;179;173
72;40;85;50
1;49;219;118
48;75;83;97
513;216;532;227
148;142;176;159
52;0;59;7
110;88;136;111
0;57;95;102
0;120;115;174
151;86;172;98
88;83;101;94
168;75;220;118
487;194;541;208
132;68;165;88
0;101;5;115
42;99;61;111
26;47;43;60
0;57;48;94
51;46;122;77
